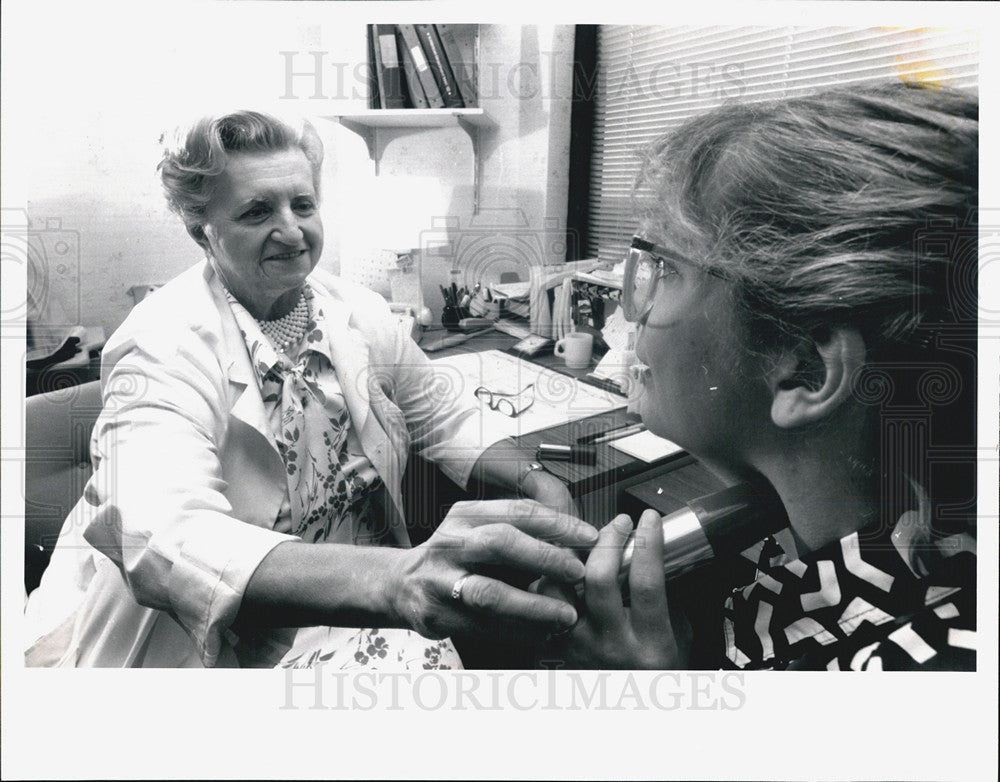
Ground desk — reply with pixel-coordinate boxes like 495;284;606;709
409;327;708;530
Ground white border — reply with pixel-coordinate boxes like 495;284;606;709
2;1;997;780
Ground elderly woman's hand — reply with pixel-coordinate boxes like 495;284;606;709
538;509;691;669
390;498;598;641
467;441;581;520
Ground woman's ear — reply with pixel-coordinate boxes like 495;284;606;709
767;327;866;428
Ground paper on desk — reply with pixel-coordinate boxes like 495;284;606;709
489;281;531;300
609;430;684;462
574;263;624;288
600;308;632;352
431;349;627;438
552;278;573;340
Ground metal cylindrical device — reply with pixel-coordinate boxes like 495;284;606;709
537;443;598;464
619;481;788;580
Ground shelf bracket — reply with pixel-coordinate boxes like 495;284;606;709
456;117;482;214
335;118;380;175
329;111;493;213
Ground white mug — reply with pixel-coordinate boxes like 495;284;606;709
554;332;594;369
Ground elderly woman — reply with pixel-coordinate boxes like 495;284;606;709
24;110;595;668
545;82;978;671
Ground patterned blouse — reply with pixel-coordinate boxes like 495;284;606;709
720;494;976;671
222;287;461;670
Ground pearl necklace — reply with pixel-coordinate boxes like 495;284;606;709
256;287;312;353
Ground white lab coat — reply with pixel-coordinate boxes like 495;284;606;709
24;260;502;667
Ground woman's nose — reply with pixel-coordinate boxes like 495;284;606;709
270;207;304;244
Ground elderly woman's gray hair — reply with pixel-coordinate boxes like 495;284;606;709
158;110;325;239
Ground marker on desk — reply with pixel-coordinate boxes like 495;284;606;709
577;421;644;445
537;443;597;464
588;423;646;445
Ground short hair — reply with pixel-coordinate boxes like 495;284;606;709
158;110;324;237
636;81;978;357
637;81;978;532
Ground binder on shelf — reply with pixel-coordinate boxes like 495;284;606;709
374;24;405;108
366;25;380;109
396;24;445;108
435;24;477;107
396;28;429;108
415;24;464;108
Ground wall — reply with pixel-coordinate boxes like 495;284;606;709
12;5;574;335
327;25;575;320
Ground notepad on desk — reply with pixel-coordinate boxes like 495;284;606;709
608;430;685;462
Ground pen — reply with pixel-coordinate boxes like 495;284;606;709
577;421;645;445
588;424;646;445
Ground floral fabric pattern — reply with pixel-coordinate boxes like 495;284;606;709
228;289;384;545
222;287;462;670
278;626;461;670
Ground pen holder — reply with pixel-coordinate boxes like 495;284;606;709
442;305;471;332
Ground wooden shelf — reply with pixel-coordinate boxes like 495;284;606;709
322;109;494;211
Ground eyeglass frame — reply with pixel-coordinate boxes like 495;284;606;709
474;383;535;418
622;235;728;323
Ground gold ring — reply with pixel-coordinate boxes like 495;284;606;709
451;574;472;602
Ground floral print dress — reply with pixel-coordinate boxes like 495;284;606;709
223;287;462;670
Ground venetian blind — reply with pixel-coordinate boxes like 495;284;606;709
587;26;980;263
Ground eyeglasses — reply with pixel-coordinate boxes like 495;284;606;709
622;236;726;323
474;383;535;418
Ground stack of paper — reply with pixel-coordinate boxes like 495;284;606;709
488;281;530;318
488;281;531;299
609;430;684;462
573;263;624;289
